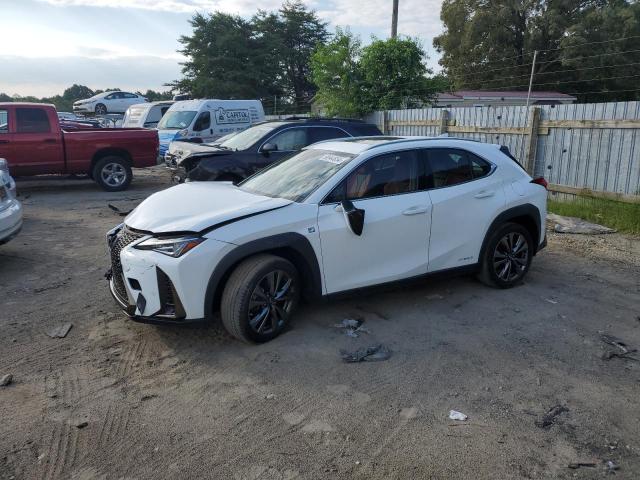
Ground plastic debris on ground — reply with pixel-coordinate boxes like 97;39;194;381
535;404;568;428
606;460;620;473
599;333;638;361
46;323;73;339
568;461;596;469
448;410;468;421
334;316;368;338
0;374;13;387
340;344;391;363
108;203;133;216
548;213;616;234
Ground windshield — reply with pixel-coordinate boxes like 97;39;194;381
219;124;275;151
157;110;197;130
239;149;355;202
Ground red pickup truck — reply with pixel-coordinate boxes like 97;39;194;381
0;103;159;191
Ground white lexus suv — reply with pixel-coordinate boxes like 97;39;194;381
106;137;547;343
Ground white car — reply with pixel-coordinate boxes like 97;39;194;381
73;91;147;115
106;137;547;343
0;158;23;245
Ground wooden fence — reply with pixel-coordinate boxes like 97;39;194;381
365;102;640;204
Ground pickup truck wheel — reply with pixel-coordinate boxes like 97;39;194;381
95;103;107;115
221;254;300;343
93;156;132;191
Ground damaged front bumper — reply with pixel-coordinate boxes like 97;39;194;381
105;224;233;325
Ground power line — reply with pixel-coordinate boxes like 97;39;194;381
536;35;640;54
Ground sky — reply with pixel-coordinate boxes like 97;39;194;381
0;0;444;97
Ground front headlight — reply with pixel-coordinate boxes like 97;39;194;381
134;235;204;257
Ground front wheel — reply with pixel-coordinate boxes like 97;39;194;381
93;156;132;191
221;254;300;343
477;222;533;288
95;103;107;115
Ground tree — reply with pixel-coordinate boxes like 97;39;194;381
141;90;173;102
63;84;94;102
311;33;440;116
359;37;436;111
434;0;640;102
254;1;329;110
311;29;364;117
171;12;278;100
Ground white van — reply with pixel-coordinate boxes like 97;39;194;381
122;101;174;129
156;99;265;157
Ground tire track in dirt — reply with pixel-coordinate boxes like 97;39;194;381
115;338;147;378
40;420;80;480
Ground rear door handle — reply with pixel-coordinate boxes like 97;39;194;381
43;139;57;143
402;205;429;215
474;190;495;199
0;140;9;144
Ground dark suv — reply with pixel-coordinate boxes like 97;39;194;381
164;118;382;182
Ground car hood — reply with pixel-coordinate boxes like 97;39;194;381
168;141;230;165
125;182;292;234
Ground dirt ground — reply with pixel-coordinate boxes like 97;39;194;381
1;168;639;480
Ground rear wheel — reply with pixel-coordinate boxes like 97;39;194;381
221;254;300;343
93;156;132;191
477;222;533;288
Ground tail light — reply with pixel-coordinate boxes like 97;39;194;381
531;177;548;190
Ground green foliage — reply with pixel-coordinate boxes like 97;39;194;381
172;1;328;111
548;197;640;235
311;29;364;117
434;0;640;102
311;31;441;116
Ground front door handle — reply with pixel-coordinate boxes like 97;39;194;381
402;205;429;215
0;140;9;144
43;138;57;144
474;190;495;199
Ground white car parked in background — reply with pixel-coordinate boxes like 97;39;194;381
122;101;174;129
73;91;147;115
0;158;22;244
106;137;547;343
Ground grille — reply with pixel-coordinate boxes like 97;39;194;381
165;154;178;169
110;226;144;303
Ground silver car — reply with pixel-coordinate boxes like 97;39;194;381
0;158;22;244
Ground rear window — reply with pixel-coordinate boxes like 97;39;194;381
16;108;51;133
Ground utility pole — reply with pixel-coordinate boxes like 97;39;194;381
391;0;399;38
526;50;538;108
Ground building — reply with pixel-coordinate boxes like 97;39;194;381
434;90;576;108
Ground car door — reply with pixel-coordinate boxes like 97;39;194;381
0;108;13;163
10;107;64;175
257;127;308;167
191;111;212;142
317;149;431;294
425;148;505;272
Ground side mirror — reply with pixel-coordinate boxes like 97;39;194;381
261;143;278;155
340;199;365;236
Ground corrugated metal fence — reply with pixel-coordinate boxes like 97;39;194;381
365;102;640;203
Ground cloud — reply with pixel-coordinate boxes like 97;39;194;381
0;55;182;97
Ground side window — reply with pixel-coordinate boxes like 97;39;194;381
309;127;349;143
426;149;473;188
470;153;492;178
124;93;137;98
268;128;308;151
105;93;116;100
16;108;51;133
193;111;211;131
0;110;8;133
326;150;420;202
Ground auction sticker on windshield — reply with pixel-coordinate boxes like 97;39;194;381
317;153;350;164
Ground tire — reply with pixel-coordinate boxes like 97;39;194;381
221;254;300;343
95;103;107;115
92;156;132;191
477;222;533;288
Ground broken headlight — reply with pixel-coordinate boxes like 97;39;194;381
134;235;204;258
